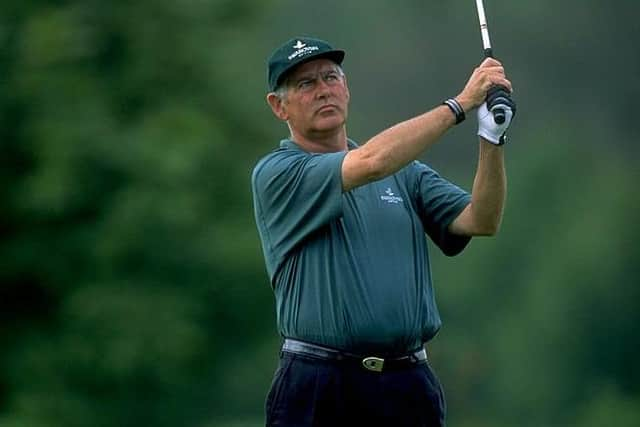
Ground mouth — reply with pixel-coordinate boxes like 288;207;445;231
317;104;339;114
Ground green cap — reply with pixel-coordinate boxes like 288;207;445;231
267;37;345;92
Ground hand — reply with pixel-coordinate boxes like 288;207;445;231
455;58;513;112
486;86;517;117
477;99;515;145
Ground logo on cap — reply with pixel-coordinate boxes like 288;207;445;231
288;40;320;61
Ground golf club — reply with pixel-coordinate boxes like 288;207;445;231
475;0;507;124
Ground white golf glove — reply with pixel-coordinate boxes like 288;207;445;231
477;103;514;145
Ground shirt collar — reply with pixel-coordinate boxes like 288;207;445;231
279;138;359;152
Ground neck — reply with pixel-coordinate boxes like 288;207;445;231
289;126;348;153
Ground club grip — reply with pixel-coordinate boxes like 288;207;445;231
493;108;506;124
483;49;506;124
486;85;510;124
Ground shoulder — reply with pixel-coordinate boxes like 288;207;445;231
251;147;307;186
405;160;435;174
396;160;436;186
403;160;447;185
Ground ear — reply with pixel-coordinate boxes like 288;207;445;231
266;93;288;121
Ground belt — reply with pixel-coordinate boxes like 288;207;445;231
281;338;427;373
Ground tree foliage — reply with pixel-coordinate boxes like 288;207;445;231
0;1;637;426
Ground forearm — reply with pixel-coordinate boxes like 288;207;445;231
363;105;455;175
468;139;506;234
342;57;513;192
342;105;455;190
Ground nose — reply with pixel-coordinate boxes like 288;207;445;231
315;78;332;99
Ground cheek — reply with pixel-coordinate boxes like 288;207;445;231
338;87;350;103
286;100;309;120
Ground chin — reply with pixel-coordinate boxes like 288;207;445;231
314;116;345;132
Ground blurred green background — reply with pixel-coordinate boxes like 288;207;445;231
1;0;638;426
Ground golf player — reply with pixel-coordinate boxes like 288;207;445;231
251;36;516;427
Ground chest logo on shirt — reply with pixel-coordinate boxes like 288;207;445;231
380;188;404;204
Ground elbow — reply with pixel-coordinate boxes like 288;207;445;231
343;147;396;192
484;224;500;236
475;220;501;236
358;150;388;182
467;202;504;236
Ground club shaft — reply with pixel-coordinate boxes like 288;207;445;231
475;0;506;124
475;0;493;56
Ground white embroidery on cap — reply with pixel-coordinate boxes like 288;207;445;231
288;40;320;61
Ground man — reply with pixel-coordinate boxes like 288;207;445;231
251;36;515;427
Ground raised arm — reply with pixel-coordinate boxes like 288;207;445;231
448;140;506;236
449;72;517;236
341;57;512;192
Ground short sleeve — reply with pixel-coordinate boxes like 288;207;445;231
406;161;472;256
252;148;347;277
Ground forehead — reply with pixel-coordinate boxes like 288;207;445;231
288;58;338;79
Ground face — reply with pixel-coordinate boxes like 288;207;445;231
268;58;350;137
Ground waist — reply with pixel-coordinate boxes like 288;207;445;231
281;338;428;372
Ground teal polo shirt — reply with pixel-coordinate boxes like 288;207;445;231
252;139;471;355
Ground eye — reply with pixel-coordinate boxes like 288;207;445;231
325;72;339;81
297;79;314;90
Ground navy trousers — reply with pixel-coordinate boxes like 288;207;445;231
265;351;446;427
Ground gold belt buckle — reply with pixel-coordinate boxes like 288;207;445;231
362;356;385;372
